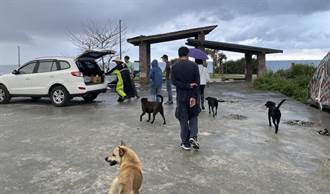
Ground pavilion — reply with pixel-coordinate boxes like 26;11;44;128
127;25;283;84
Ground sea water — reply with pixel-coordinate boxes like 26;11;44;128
0;60;320;75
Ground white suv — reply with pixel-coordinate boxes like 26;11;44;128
0;50;114;107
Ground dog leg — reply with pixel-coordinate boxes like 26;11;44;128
147;113;151;122
151;112;157;124
275;125;279;134
140;112;146;122
268;113;272;126
215;105;218;116
208;105;211;114
108;177;122;194
160;109;166;125
272;118;277;134
212;107;215;117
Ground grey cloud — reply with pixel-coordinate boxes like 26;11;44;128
0;0;329;64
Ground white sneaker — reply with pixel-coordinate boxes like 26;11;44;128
189;138;200;149
180;144;191;151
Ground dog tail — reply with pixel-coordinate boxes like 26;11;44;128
276;99;286;109
217;99;225;103
157;95;164;104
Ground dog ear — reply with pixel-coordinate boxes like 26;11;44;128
118;146;126;157
120;140;126;146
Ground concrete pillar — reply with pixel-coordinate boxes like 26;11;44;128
257;52;266;77
195;32;207;66
139;42;150;85
245;53;253;82
195;32;205;51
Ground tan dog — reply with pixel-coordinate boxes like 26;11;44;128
105;141;143;194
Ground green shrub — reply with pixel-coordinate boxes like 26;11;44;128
222;58;258;74
253;64;316;103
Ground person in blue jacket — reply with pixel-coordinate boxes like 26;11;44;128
149;59;163;102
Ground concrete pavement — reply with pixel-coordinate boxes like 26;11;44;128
0;82;329;194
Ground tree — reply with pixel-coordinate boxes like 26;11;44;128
68;20;127;70
206;49;227;74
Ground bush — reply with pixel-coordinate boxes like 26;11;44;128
253;64;316;103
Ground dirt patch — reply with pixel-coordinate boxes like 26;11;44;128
285;120;315;127
224;114;248;120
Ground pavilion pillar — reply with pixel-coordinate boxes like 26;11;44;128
195;32;205;51
245;53;253;82
195;32;207;66
257;52;266;77
139;42;151;85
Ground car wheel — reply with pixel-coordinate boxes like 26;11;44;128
31;97;41;102
0;85;11;104
83;93;98;102
50;86;69;107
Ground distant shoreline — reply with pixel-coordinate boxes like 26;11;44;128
0;59;321;74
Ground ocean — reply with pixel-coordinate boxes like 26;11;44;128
0;60;321;75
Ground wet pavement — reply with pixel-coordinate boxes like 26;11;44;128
0;82;329;194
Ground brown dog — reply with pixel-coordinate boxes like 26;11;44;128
140;95;166;124
105;141;143;194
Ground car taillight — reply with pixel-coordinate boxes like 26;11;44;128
71;71;83;77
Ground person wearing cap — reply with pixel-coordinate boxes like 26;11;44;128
161;54;173;105
107;57;136;102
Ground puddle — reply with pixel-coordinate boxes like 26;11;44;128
317;128;330;136
285;120;315;127
199;132;213;136
222;92;246;99
218;98;239;103
224;114;248;120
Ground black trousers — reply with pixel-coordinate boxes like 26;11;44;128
199;85;205;108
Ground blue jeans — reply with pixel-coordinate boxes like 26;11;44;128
166;79;173;102
151;85;162;102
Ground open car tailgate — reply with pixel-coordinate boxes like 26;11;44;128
76;50;116;61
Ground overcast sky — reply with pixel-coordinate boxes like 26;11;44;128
0;0;329;65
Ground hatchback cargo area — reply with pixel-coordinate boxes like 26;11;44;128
76;60;104;85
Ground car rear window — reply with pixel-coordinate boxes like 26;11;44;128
59;61;70;70
38;61;56;73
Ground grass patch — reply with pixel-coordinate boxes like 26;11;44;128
253;64;316;103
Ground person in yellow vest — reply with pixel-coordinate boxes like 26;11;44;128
106;58;127;102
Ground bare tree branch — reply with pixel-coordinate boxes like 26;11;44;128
67;19;126;52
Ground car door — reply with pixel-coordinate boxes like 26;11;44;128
8;61;38;94
31;60;58;95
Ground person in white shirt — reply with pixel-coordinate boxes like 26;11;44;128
195;59;210;110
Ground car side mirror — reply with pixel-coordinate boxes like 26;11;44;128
12;70;19;75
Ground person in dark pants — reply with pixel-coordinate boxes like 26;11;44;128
171;46;201;150
106;57;136;102
124;56;139;99
161;54;173;105
150;59;163;102
196;59;210;110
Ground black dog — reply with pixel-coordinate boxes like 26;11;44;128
205;97;224;117
140;95;166;124
265;99;286;134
